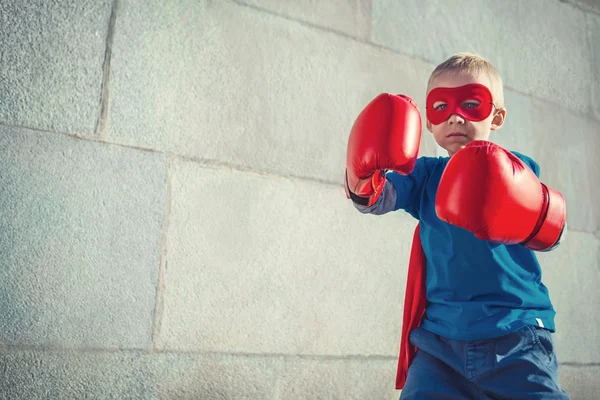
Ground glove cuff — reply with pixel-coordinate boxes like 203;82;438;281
345;170;386;207
524;184;567;251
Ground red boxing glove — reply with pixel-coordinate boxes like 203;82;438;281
435;141;566;251
345;93;421;206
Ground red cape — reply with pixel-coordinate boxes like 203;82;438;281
395;223;427;389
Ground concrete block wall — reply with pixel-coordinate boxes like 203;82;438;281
0;0;598;398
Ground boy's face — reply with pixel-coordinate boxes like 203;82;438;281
426;72;506;156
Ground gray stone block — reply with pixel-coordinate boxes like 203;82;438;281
0;0;113;135
278;357;399;400
530;99;600;234
559;365;600;400
108;0;437;185
371;0;593;115
237;0;372;40
537;231;600;363
570;0;600;14
588;12;600;120
154;352;281;400
0;350;155;400
0;126;165;348
156;160;416;356
0;350;280;400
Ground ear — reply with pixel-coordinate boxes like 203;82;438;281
491;108;507;131
426;119;433;133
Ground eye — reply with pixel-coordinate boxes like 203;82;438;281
433;102;447;111
462;101;480;109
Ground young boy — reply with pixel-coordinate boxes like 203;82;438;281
344;53;570;399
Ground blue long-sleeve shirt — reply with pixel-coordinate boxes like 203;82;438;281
356;152;557;340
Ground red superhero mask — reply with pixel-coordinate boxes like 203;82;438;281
426;83;495;125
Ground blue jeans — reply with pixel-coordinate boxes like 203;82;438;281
400;325;570;399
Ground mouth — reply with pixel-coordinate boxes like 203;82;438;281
447;132;467;138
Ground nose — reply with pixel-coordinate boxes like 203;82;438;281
447;113;465;124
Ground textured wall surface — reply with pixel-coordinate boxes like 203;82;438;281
1;0;598;398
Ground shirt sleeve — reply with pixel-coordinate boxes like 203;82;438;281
512;151;541;178
387;157;430;219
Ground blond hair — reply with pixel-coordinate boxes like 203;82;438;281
427;52;505;110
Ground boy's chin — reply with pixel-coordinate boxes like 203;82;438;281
443;142;468;156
